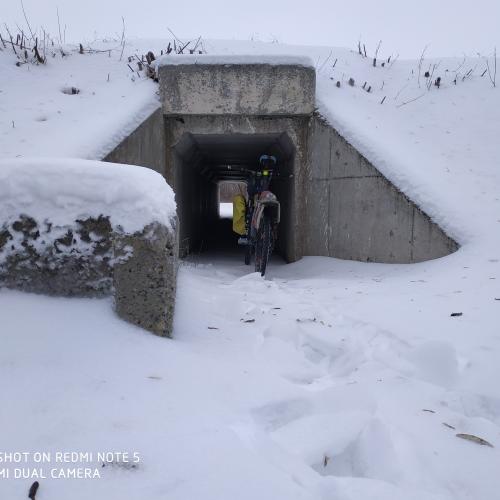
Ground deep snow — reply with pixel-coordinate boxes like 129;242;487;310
0;40;159;160
1;255;499;500
1;36;500;500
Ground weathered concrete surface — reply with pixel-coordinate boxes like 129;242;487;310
304;114;458;263
159;64;316;116
0;215;114;296
114;221;178;337
104;108;167;176
0;212;179;337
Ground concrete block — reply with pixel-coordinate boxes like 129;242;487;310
0;214;179;337
114;221;179;337
159;64;316;116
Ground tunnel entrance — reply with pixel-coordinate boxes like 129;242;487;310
173;132;295;260
106;61;458;265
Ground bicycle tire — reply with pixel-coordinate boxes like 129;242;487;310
244;242;252;265
255;214;272;276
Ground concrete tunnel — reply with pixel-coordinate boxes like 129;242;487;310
106;58;458;265
173;132;295;259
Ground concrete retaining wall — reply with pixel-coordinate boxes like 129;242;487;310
0;213;177;337
114;222;178;336
304;114;458;262
104;108;167;176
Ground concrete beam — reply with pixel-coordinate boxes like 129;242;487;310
158;63;315;116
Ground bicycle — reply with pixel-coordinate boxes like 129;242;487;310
229;155;280;277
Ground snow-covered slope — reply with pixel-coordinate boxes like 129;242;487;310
1;38;499;500
0;41;159;159
316;52;500;251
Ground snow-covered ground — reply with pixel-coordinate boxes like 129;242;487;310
1;254;499;500
1;37;500;499
0;40;159;159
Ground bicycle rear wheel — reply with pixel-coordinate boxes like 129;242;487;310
254;214;272;276
244;242;252;265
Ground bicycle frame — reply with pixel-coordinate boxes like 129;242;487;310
228;164;280;274
250;191;280;238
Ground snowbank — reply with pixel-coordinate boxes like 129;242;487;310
0;158;176;233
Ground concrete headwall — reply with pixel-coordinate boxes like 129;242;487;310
104;62;457;266
158;63;315;116
104;108;167;176
304;114;458;262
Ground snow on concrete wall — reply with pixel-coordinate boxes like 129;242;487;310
305;114;459;263
158;61;315;116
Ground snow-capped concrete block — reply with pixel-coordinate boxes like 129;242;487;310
0;158;178;337
158;56;316;116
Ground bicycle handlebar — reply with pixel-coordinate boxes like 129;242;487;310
226;165;279;177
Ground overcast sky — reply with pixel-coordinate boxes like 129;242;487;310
2;0;498;58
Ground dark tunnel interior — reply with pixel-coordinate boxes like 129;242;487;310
173;132;295;261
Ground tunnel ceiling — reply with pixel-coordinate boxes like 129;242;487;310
189;133;294;181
